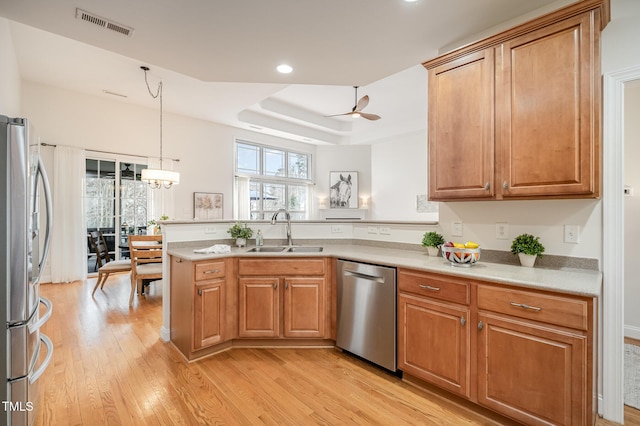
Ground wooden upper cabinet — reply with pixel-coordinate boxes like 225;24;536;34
424;0;606;201
497;12;600;198
428;49;494;200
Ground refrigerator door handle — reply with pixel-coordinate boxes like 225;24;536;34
29;334;53;384
36;156;53;283
28;297;53;333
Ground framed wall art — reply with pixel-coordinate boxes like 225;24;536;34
194;192;223;220
329;171;358;209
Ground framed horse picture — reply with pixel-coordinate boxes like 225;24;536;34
329;172;358;208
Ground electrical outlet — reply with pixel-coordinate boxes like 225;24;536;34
564;225;580;244
379;226;391;235
204;226;217;234
496;222;509;240
451;221;463;237
331;225;343;233
367;226;379;234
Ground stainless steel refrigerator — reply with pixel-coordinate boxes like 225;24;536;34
1;115;53;426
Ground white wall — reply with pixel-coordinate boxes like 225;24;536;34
315;144;371;216
602;0;640;75
20;81;322;221
370;130;434;221
0;17;21;116
624;81;640;336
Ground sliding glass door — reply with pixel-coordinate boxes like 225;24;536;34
85;158;148;274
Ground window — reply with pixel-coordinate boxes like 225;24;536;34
85;158;148;273
236;141;312;220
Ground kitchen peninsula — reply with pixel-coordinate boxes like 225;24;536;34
163;219;601;426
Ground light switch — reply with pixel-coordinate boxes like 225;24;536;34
451;221;463;237
564;225;580;244
496;222;509;240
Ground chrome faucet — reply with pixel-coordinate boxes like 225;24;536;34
271;208;293;246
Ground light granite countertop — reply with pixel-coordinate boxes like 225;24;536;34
167;244;602;297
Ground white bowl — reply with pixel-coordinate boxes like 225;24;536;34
441;246;481;267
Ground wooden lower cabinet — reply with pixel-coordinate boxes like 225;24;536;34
238;277;280;338
170;257;231;360
397;268;595;426
238;258;328;339
283;277;325;338
477;312;587;426
398;293;470;398
476;283;594;426
194;279;225;349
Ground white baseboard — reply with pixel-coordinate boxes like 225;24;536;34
625;325;640;341
160;326;170;342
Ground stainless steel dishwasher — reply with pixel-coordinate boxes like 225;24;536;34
336;260;397;372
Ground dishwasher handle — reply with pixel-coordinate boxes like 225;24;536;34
343;269;386;283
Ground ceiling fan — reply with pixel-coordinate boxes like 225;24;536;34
326;86;381;121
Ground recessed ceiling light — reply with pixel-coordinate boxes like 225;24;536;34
276;64;293;74
404;0;419;3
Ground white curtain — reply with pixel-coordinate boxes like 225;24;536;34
146;158;177;224
50;146;87;283
236;176;250;220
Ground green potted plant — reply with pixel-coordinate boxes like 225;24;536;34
422;231;446;256
511;233;545;267
148;215;169;235
227;222;253;247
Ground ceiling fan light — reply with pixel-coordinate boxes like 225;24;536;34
351;112;361;118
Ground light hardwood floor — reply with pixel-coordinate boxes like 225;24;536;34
36;274;638;425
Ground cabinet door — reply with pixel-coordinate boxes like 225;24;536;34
497;12;599;198
238;277;280;338
428;48;495;200
398;293;471;398
477;312;587;426
193;279;225;349
283;277;325;338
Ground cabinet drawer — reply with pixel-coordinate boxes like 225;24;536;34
195;260;226;281
238;258;325;276
477;284;589;331
398;269;469;305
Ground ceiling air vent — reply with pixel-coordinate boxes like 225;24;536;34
75;8;134;37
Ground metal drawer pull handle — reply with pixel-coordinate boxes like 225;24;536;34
510;302;542;311
274;283;278;289
484;182;490;190
419;284;440;291
461;317;466;326
478;321;483;331
203;269;221;274
198;288;202;296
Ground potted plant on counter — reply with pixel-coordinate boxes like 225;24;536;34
511;233;545;267
228;222;253;247
422;231;446;256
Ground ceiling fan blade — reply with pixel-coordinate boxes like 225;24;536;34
355;95;370;111
359;112;381;121
324;112;352;118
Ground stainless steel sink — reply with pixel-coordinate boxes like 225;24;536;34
246;246;287;253
286;246;324;253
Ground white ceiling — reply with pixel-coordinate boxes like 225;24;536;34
0;0;568;145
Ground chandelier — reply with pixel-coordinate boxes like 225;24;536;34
140;66;180;189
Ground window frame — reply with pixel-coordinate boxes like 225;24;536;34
234;139;314;220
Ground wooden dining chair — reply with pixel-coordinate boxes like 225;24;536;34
128;234;163;305
88;230;132;296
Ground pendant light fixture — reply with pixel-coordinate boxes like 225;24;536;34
140;66;180;189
